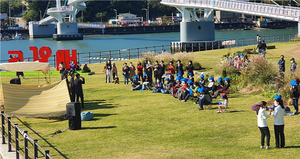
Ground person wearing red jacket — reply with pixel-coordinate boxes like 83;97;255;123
168;61;175;75
137;61;143;82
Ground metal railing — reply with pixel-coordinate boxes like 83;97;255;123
161;0;300;21
0;34;297;66
1;111;53;159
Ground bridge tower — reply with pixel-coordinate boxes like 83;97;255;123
29;0;87;40
176;7;215;42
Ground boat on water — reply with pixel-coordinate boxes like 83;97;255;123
12;32;24;40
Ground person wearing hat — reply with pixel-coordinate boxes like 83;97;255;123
199;74;205;87
74;73;85;108
170;76;181;96
207;76;215;94
290;80;299;115
234;53;240;68
161;78;172;94
176;59;184;76
270;95;285;148
181;80;194;102
196;87;212;110
213;77;230;99
278;55;285;78
142;73;151;90
185;61;194;78
175;78;188;99
131;75;142;91
216;77;224;90
290;58;297;74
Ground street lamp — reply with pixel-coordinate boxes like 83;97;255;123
113;9;117;25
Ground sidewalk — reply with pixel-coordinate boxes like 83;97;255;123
0;137;16;159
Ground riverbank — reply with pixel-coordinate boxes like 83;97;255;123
1;41;300;158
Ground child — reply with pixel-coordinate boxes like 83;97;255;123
199;74;205;87
181;80;194;102
196;87;212;110
161;78;172;94
153;79;163;93
114;75;119;84
141;73;151;90
217;95;228;113
131;75;141;90
207;76;215;94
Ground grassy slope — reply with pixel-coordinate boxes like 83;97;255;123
1;42;300;159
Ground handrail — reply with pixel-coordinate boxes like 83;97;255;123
1;111;54;159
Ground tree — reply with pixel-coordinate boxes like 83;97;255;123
162;15;167;24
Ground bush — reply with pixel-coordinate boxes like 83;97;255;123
240;55;278;86
193;62;202;70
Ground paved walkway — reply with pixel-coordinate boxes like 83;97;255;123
0;137;16;159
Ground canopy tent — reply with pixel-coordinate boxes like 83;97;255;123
0;80;70;117
0;62;50;73
0;62;51;85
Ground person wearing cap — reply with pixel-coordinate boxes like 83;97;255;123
131;75;142;91
153;79;163;93
175;78;188;99
216;77;224;90
270;95;285;148
228;57;234;66
185;61;194;78
199;74;205;87
74;73;85;108
161;78;172;94
188;72;194;82
207;76;215;94
170;76;181;96
290;58;297;74
196;87;212;110
122;63;130;85
181;80;194;102
213;77;230;99
217;95;229;113
176;59;184;76
142;73;151;90
234;53;240;68
290;80;299;115
278;55;285;78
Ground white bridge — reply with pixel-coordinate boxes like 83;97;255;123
161;0;300;42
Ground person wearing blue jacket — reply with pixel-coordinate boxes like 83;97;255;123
153;79;163;93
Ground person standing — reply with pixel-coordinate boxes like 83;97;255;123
74;73;85;108
137;62;143;82
185;61;194;78
70;61;76;74
270;96;285;148
256;101;271;149
259;40;267;58
112;62;118;81
158;60;165;83
153;60;160;84
278;55;285;78
176;59;184;76
290;80;299;115
129;62;136;82
146;60;153;84
59;61;66;74
257;34;261;44
290;58;297;74
122;63;129;85
168;61;175;76
106;59;112;83
69;73;76;102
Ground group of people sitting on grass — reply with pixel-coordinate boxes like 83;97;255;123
228;53;250;69
130;67;231;111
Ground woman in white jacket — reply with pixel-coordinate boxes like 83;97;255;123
270;97;285;148
257;101;270;149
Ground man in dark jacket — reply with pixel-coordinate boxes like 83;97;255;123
176;60;184;76
74;73;85;108
278;55;285;78
69;73;76;102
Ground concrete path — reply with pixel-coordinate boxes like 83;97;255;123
0;137;16;159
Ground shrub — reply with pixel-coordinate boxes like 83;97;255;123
240;55;278;86
193;62;202;70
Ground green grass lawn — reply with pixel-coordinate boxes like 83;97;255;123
1;42;300;159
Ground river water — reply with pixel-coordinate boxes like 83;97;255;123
0;28;297;63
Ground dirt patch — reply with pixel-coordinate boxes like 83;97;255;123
237;84;263;95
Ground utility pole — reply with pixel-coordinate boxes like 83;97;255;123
9;1;11;26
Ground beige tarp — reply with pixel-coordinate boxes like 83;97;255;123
0;80;70;117
0;62;50;73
